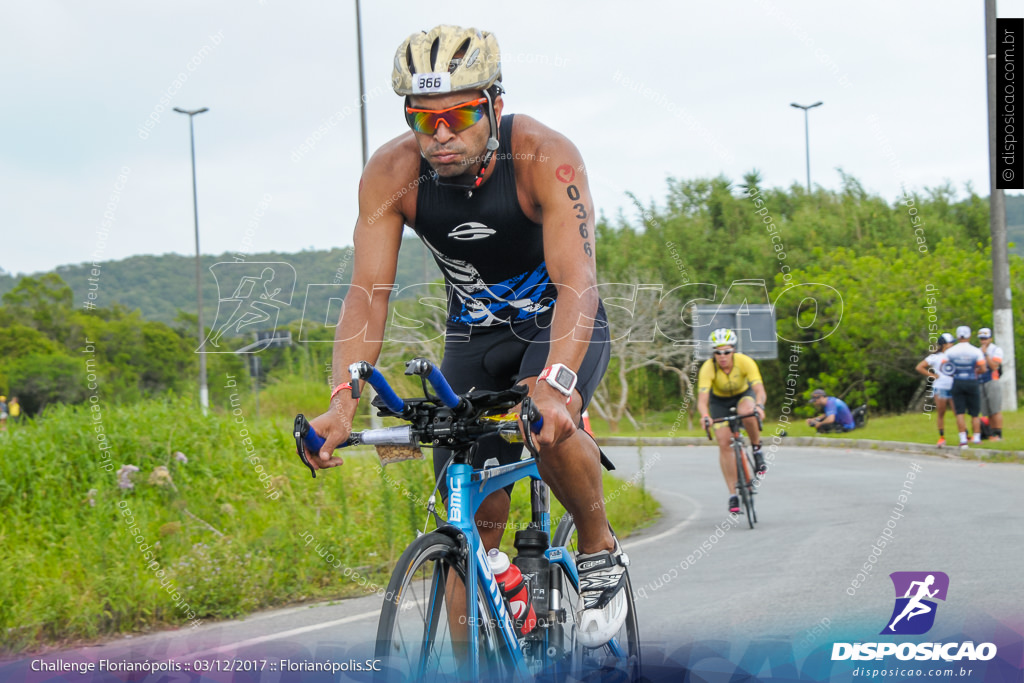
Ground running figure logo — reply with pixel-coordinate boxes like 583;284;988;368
203;262;296;353
881;571;949;635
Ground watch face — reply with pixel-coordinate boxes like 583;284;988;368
555;367;574;389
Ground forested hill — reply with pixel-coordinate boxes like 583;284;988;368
0;238;441;326
4;193;1022;324
2;173;1022;417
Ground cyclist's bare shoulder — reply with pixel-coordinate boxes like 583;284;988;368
510;113;578;158
509;114;586;218
358;132;424;227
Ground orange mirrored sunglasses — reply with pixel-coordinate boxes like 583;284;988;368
405;97;488;135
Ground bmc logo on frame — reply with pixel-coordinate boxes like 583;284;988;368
832;571;998;662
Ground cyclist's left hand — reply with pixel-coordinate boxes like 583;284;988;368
755;404;766;420
529;387;577;448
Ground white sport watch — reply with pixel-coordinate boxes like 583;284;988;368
538;364;578;402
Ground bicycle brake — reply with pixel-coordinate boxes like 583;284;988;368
293;414;318;479
521;397;542;459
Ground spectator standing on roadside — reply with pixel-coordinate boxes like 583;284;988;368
946;326;987;449
8;396;20;423
916;332;956;446
0;395;7;432
805;388;856;433
977;327;1004;441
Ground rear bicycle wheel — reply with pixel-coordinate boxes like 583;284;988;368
551;516;641;681
734;442;755;529
375;531;512;682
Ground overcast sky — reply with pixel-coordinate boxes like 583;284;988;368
3;0;1022;276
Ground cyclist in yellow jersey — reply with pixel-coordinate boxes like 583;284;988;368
697;328;767;514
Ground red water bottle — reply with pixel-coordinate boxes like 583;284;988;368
487;548;537;636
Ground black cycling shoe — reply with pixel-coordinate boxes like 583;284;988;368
753;449;767;476
728;495;740;514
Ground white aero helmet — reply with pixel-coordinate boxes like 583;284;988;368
392;25;502;96
709;328;738;348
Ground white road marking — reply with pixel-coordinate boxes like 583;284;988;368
172;609;380;660
621;488;702;549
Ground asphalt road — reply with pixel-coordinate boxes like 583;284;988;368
5;445;1023;680
604;445;1024;642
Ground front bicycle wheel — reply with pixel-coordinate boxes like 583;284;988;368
375;531;512;682
551;516;641;681
734;442;755;529
745;446;759;524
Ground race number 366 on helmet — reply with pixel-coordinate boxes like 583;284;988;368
392;25;505;193
392;25;503;96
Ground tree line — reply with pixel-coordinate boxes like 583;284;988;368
0;241;441;327
1;171;1020;423
590;171;1021;424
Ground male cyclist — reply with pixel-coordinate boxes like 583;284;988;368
977;327;1005;441
805;388;856;433
697;328;767;515
915;332;955;445
947;325;987;448
300;25;626;646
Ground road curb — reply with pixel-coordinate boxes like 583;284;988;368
595;435;1024;460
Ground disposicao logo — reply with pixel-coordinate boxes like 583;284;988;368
831;571;997;662
881;571;948;635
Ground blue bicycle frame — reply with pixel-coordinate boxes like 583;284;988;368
445;457;580;680
296;357;606;680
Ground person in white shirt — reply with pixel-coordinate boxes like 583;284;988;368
916;332;955;446
945;326;987;449
977;327;1005;441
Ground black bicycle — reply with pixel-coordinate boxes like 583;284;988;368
706;408;761;529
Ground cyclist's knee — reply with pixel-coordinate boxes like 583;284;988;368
541;425;595;461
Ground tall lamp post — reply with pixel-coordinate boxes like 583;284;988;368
173;107;210;414
354;0;381;428
985;0;1017;410
355;0;369;168
790;101;823;192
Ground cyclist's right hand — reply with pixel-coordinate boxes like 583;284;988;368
303;410;352;471
701;414;713;431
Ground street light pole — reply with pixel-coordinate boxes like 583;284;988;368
791;101;823;192
355;0;369;168
173;107;210;415
354;0;381;429
985;0;1017;411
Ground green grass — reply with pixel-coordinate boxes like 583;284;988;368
821;410;1024;451
0;394;658;654
588;406;1024;452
